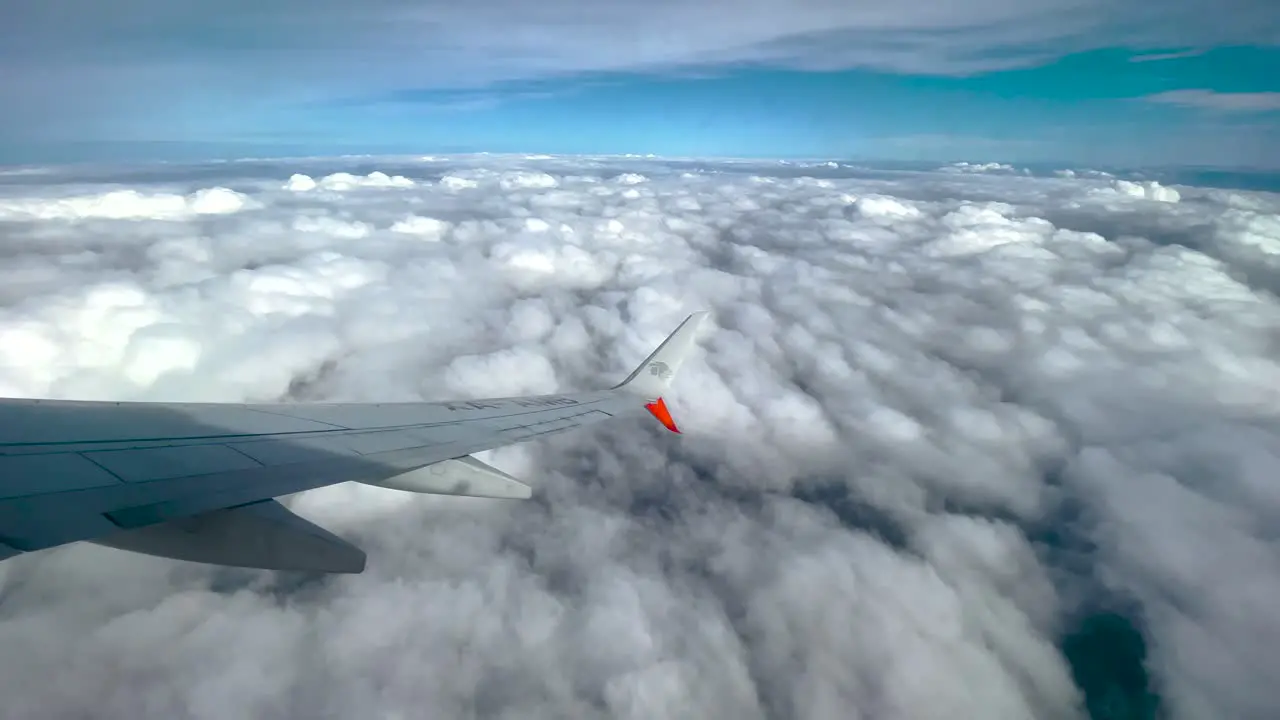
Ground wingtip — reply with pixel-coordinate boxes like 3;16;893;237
644;398;681;434
615;310;712;399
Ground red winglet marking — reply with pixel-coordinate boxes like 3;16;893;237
644;398;681;434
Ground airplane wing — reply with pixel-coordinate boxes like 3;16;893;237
0;311;710;574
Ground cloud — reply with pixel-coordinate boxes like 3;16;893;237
0;187;251;221
2;0;1279;144
1054;169;1115;179
1093;179;1182;202
1128;48;1207;62
1142;89;1280;112
285;171;416;191
939;161;1027;175
0;156;1279;719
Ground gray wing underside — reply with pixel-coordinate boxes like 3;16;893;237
0;390;637;563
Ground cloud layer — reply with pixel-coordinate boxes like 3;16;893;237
1;156;1279;719
6;0;1276;82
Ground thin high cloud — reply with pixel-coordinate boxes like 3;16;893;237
5;0;1273;78
1128;48;1207;62
0;156;1278;719
2;0;1278;143
1143;89;1280;112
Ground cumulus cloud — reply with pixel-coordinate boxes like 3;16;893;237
286;171;416;191
0;187;251;220
940;162;1027;175
1054;168;1115;179
1095;179;1182;203
1;156;1279;719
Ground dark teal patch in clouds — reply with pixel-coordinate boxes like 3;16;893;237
1062;613;1162;720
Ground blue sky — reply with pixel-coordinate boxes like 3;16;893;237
2;0;1278;167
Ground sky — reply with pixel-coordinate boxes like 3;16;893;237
2;0;1279;166
1;156;1280;719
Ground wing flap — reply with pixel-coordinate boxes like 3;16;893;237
343;428;440;455
92;498;366;573
84;444;262;483
228;435;363;465
361;455;531;499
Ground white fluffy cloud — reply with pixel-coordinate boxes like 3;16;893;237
286;171;416;191
940;161;1025;175
1;156;1279;720
1097;179;1182;203
0;186;251;220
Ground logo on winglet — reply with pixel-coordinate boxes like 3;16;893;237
648;361;673;381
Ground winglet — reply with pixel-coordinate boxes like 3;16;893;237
613;311;710;401
644;398;681;433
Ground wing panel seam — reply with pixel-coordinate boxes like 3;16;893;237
221;443;268;468
240;406;352;431
77;452;128;484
